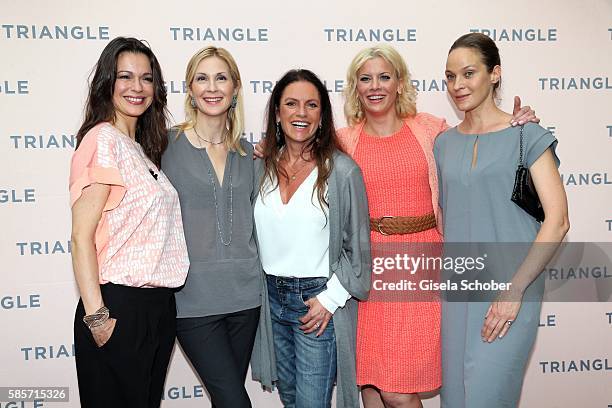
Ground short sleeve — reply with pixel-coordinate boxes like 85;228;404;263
69;124;126;210
524;123;560;169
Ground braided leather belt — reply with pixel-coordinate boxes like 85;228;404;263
370;213;437;235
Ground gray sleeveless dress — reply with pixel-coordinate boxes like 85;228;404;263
434;123;558;408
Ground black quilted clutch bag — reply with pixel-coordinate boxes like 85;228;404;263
510;125;545;222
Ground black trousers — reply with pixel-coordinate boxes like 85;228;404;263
176;307;260;408
74;283;176;408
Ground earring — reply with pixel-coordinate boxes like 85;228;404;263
190;97;196;108
315;123;323;143
230;95;238;109
275;122;282;142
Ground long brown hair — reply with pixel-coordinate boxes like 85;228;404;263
260;69;338;211
76;37;169;167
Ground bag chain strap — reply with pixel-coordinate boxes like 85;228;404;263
518;125;525;166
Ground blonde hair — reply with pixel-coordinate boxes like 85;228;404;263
344;45;418;126
178;46;246;155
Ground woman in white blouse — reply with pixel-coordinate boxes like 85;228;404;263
251;69;371;408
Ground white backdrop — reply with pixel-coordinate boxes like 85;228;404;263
1;1;611;407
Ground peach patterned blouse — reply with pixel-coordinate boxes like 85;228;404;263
69;122;189;288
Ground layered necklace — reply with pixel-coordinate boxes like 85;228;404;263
193;125;233;246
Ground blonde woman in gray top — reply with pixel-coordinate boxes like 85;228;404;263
161;46;261;408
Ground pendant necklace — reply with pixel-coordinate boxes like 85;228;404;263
283;153;313;182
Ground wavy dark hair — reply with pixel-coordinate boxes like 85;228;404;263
76;37;169;167
260;69;339;210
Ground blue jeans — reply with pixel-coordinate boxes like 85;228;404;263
267;275;337;408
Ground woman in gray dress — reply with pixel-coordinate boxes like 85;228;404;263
161;46;261;408
434;33;569;407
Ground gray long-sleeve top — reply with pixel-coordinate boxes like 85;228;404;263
161;130;262;317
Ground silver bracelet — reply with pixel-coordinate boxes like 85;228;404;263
82;306;110;330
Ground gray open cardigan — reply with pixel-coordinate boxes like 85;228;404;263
250;151;372;408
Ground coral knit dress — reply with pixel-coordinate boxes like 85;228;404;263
353;122;442;393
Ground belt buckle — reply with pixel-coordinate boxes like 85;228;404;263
377;215;394;236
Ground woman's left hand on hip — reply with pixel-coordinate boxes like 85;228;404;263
299;297;332;337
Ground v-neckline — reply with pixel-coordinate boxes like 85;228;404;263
184;132;232;188
279;168;316;206
203;148;231;188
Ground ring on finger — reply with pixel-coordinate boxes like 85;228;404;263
506;320;514;326
314;322;321;329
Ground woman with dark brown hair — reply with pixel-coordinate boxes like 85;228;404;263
251;69;371;408
69;37;189;407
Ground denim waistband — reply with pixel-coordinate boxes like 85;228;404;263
266;275;327;292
